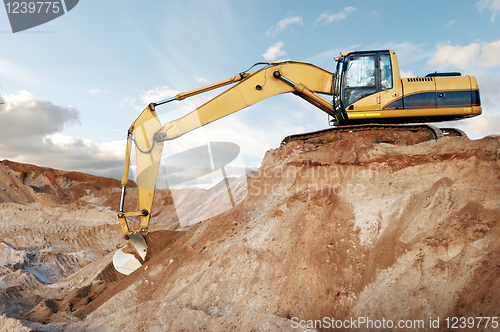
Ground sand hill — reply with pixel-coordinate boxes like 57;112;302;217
0;133;499;331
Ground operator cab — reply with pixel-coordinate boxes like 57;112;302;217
334;50;393;113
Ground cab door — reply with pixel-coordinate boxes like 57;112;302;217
343;53;380;112
379;52;402;110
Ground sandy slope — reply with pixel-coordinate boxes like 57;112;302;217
1;133;500;331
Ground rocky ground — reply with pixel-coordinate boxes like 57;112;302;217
0;131;499;331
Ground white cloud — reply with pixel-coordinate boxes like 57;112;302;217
474;72;500;110
119;86;181;112
118;96;137;109
315;7;357;26
45;134;126;164
428;43;481;69
0;90;80;138
462;112;500;137
194;75;209;84
0;91;126;178
0;57;40;86
477;0;500;21
266;16;303;36
436;109;500;139
305;47;349;67
1;134;127;179
480;41;500;67
365;42;430;63
88;88;107;95
263;42;286;61
446;20;456;27
428;40;500;70
141;86;179;105
400;70;415;78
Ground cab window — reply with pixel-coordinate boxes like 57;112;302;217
346;56;375;88
344;55;376;105
380;54;393;90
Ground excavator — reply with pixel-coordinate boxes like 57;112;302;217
113;49;482;274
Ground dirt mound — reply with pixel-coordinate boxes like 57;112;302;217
0;314;32;332
0;156;213;328
3;134;500;331
0;162;37;205
0;159;136;207
0;160;134;322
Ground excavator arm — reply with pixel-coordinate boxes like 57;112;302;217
114;61;347;274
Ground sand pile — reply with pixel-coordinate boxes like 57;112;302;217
1;133;499;331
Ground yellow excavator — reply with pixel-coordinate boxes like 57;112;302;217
113;49;481;274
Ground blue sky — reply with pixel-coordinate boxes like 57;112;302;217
1;0;499;181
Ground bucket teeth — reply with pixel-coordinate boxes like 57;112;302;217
130;232;147;261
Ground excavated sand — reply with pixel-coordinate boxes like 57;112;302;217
1;133;500;331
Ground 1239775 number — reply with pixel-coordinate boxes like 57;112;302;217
446;317;498;329
5;2;60;14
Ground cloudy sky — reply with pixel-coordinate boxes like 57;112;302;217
1;0;500;182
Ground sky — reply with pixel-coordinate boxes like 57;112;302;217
1;0;500;184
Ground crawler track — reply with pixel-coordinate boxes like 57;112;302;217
281;124;467;145
440;127;468;137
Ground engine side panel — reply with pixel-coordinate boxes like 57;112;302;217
348;75;482;123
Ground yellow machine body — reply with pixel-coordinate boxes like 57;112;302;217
338;50;481;124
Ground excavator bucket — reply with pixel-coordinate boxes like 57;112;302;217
112;233;147;275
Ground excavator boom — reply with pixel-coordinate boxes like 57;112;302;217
114;61;347;274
